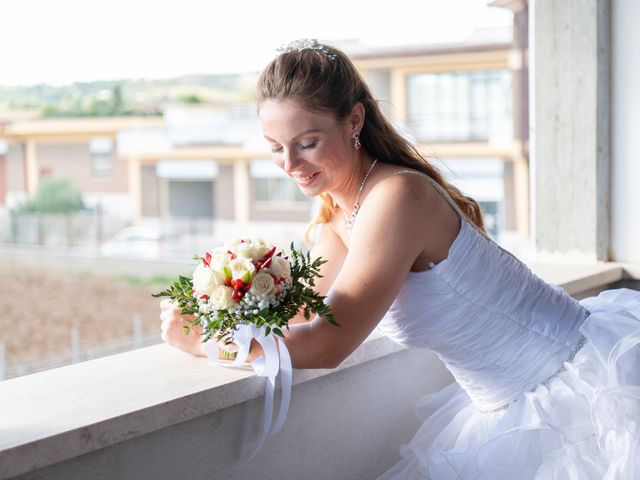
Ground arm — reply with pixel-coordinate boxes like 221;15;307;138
251;174;430;369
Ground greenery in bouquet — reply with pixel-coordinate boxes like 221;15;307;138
152;239;338;346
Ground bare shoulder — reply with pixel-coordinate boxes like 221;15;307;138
353;165;461;267
359;167;439;228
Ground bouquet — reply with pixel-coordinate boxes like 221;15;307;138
154;238;337;458
153;238;337;350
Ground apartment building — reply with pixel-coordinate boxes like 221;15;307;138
0;23;527;240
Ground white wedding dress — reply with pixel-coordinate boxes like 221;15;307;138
374;171;640;479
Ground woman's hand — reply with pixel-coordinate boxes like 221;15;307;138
159;299;206;357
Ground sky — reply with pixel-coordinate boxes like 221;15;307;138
0;0;513;86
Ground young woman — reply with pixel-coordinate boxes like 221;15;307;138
160;40;640;478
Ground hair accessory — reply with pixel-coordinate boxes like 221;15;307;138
343;158;378;236
352;132;362;151
276;39;337;60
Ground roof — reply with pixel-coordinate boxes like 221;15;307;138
2;116;165;138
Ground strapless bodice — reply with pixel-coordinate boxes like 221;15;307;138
376;218;589;411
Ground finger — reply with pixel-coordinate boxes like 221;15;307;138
159;299;175;311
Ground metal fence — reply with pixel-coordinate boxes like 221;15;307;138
0;315;161;381
0;210;129;247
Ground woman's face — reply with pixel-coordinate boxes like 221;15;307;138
259;98;355;198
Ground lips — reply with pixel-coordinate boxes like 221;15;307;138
292;171;320;186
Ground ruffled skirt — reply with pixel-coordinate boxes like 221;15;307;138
377;288;640;479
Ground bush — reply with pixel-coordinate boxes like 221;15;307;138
17;177;85;213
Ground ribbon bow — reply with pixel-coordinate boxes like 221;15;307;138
203;324;292;459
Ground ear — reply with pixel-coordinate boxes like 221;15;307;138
347;102;365;135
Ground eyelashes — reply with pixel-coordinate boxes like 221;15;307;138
271;141;318;154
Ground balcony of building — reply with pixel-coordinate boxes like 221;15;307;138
1;0;639;479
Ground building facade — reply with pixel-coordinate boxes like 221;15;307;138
0;26;528;241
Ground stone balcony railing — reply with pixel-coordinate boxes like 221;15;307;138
1;261;638;480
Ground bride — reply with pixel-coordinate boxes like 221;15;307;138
160;40;640;478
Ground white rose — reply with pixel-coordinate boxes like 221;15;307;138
270;256;291;279
210;285;235;310
250;272;276;300
192;264;225;296
209;247;232;270
228;257;256;281
251;239;271;262
236;242;257;261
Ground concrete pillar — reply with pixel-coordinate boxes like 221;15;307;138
610;0;640;262
531;0;611;261
389;69;407;125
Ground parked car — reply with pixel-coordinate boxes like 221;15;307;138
100;225;179;259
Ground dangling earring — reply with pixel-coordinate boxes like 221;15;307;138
352;132;362;151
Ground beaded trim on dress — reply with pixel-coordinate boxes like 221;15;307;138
477;333;589;414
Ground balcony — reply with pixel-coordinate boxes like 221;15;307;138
2;1;639;478
1;262;638;480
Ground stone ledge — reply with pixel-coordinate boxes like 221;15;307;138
1;261;637;479
0;330;404;479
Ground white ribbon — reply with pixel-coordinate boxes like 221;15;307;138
202;324;292;460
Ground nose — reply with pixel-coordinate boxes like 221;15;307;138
282;148;303;174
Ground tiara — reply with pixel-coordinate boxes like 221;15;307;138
276;39;337;60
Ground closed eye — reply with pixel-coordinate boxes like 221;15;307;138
299;141;318;150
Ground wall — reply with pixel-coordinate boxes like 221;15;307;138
36;143;128;193
7;346;453;480
611;0;640;262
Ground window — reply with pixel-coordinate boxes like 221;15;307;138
250;160;307;204
407;70;512;143
253;177;307;203
89;138;114;176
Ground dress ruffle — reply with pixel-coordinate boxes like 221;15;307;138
377;288;640;480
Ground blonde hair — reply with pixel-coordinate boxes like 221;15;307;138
257;43;485;245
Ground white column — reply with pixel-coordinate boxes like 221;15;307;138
611;0;640;262
25;140;39;197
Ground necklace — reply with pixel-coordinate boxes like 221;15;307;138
343;158;378;235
